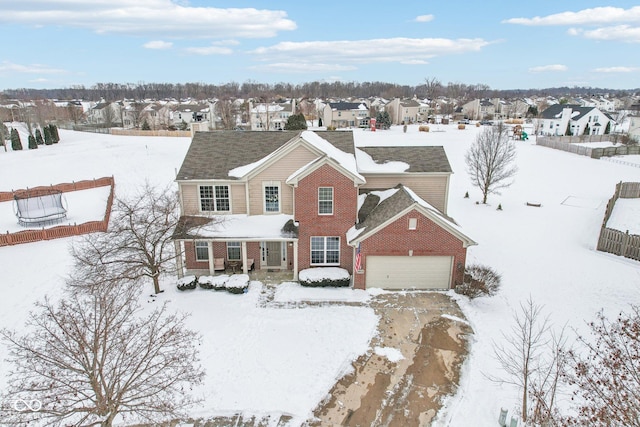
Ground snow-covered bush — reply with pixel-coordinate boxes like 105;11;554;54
198;275;228;291
225;274;250;294
455;264;501;298
176;275;197;291
299;267;351;287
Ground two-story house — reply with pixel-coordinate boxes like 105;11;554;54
172;131;476;290
539;104;613;136
249;101;296;131
322;102;370;129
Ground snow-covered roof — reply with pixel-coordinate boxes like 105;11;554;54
184;214;295;240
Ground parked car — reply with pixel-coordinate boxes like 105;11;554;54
458;119;470;125
479;120;494;125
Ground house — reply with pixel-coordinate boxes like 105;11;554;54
385;98;421;125
87;101;123;127
461;99;495;120
249;101;296;131
322;102;370;129
539;104;613;136
172;130;476;290
171;103;211;129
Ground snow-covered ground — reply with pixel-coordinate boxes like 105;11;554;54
1;124;640;426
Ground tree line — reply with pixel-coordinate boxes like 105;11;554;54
2;80;637;103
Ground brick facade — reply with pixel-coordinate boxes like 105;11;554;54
352;209;468;289
295;163;358;271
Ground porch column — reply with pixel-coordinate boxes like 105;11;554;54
207;241;214;275
174;240;184;279
241;241;248;274
293;240;298;281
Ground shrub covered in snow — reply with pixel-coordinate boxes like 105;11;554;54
176;275;197;291
225;274;250;294
299;267;351;287
455;264;501;298
198;275;228;291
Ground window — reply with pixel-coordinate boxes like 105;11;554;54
409;218;417;230
195;241;209;261
199;185;230;212
227;241;241;261
311;236;340;265
264;183;280;213
318;187;333;215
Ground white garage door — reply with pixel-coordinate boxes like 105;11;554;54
365;256;453;289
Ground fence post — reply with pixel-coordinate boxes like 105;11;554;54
622;231;630;257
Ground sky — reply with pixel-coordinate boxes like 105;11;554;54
1;1;640;92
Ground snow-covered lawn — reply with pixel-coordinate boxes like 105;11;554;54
1;124;640;425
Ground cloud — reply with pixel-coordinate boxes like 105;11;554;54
593;66;640;73
249;37;491;67
528;64;568;73
143;40;173;50
415;15;434;23
0;61;65;74
571;25;640;43
0;1;296;39
401;59;429;65
504;6;640;26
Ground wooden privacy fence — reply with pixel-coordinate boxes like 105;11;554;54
596;182;640;261
110;129;191;137
0;177;115;247
537;136;640;159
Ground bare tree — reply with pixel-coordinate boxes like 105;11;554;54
465;122;517;204
0;277;204;427
102;103;117;127
566;307;640;426
215;98;237;129
72;183;182;294
492;297;557;423
528;328;569;425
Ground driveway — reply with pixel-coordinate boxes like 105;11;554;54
310;291;472;427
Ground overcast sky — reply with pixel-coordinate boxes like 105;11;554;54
1;0;639;91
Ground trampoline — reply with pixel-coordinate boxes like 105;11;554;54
13;188;68;227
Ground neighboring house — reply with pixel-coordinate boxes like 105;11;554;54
171;104;211;129
172;131;476;290
539;104;613;136
143;103;174;130
386;98;421;125
87;101;123;127
322;102;370;129
249;101;296;131
461;99;495;120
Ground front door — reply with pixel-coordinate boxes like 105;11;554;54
266;241;282;267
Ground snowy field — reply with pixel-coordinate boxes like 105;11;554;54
1;124;640;425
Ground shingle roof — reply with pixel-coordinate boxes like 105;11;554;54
329;101;366;111
176;131;355;181
356;146;452;173
540;104;597;120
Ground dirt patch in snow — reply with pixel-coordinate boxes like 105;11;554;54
309;292;472;426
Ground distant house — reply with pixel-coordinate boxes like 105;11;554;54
171;104;211;129
461;99;495;120
322;102;370;129
87;102;122;127
249;101;296;131
386;98;421;125
172;130;476;290
539;104;613;136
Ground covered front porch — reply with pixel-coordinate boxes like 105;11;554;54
172;213;300;280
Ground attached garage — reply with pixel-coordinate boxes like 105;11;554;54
365;255;453;290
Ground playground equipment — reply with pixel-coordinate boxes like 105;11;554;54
13;188;67;226
513;125;529;141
